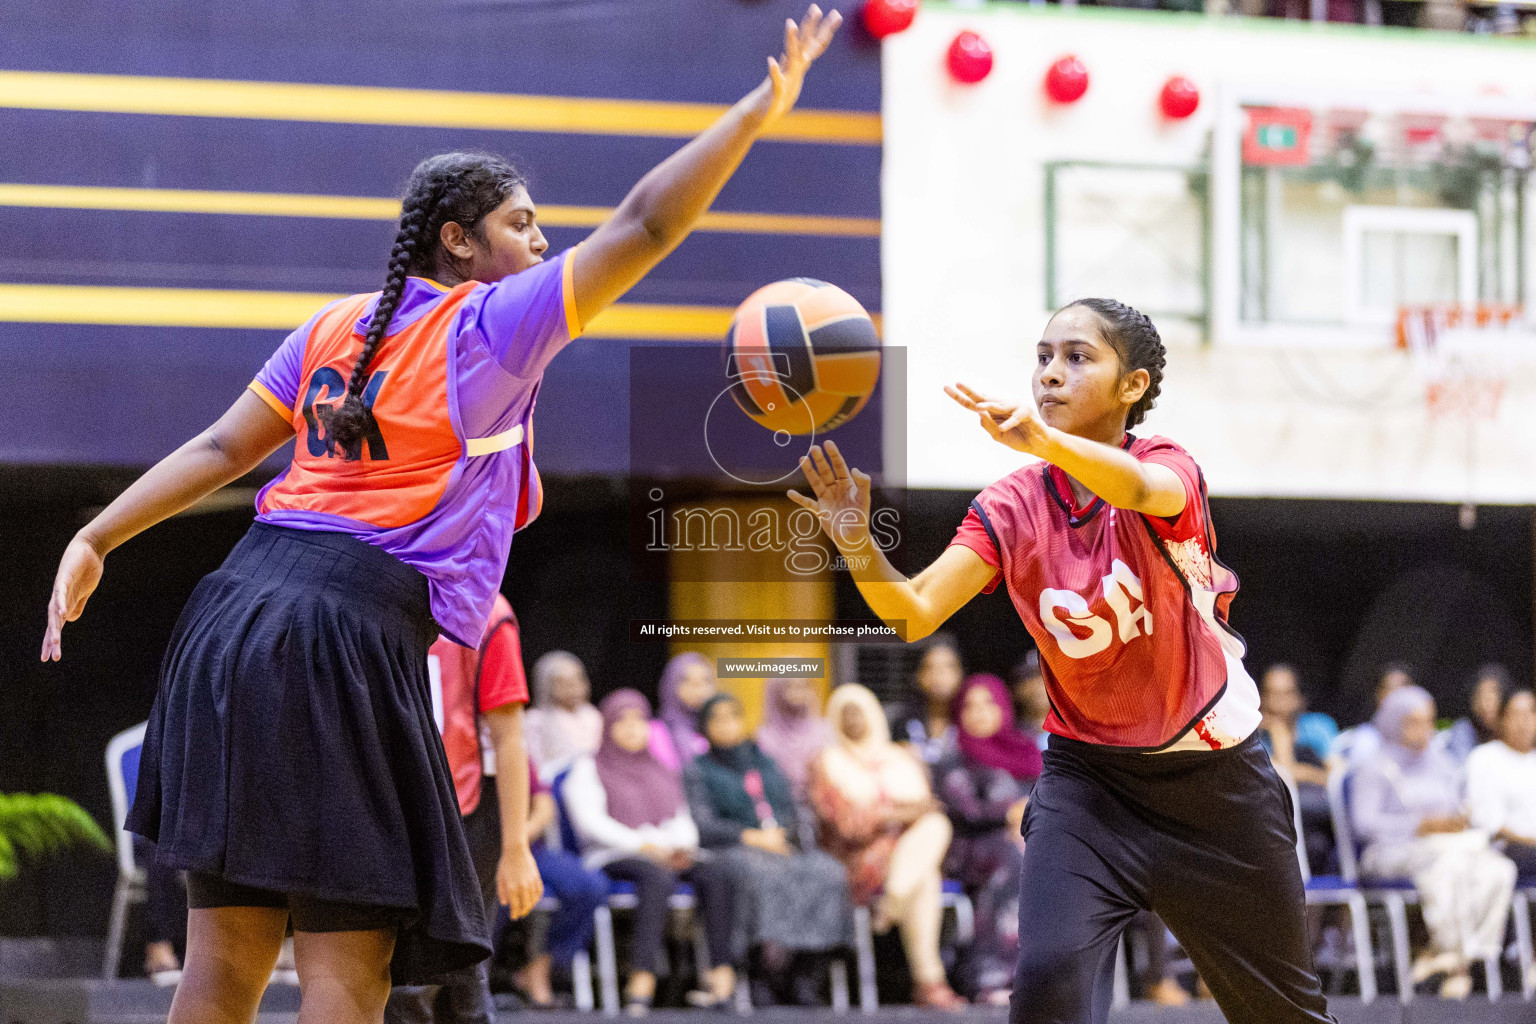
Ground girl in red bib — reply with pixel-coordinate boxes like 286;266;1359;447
789;299;1335;1024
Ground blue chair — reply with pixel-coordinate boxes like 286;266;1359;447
1328;766;1504;1002
103;722;147;980
549;768;754;1016
1277;768;1377;1003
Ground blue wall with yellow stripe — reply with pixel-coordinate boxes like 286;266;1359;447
0;0;881;469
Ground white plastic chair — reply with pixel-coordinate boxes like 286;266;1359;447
103;722;147;979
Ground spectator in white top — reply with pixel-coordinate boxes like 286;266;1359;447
563;689;737;1014
1466;688;1536;878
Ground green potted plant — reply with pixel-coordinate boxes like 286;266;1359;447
0;793;111;880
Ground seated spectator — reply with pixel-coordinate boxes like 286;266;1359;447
891;637;964;765
138;838;185;986
526;651;603;776
755;676;834;801
685;693;851;1004
1351;685;1516;1000
1330;662;1413;770
1466;689;1536;878
1442;665;1510;764
1258;664;1334;873
565;689;737;1015
652;652;716;772
513;759;610;1008
808;684;964;1010
1008;650;1050;749
934;674;1039;1005
1129;912;1188;1007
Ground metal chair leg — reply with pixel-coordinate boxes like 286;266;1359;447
1513;892;1534;1000
102;879;133;980
1346;892;1378;1004
830;957;850;1014
952;893;975;946
852;905;878;1014
1111;932;1130;1010
572;950;594;1012
1485;949;1503;1001
1382;893;1413;1003
593;905;619;1017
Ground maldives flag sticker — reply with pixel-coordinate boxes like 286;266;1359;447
1242;107;1313;166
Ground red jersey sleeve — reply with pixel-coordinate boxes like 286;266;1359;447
477;615;530;713
1134;437;1205;544
948;505;1003;595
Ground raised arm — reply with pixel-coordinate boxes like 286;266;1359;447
788;442;997;642
41;390;295;661
946;383;1186;519
570;5;841;327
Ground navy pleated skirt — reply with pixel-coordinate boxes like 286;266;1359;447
127;522;490;984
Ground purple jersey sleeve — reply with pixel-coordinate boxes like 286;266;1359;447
470;247;582;380
249;315;319;419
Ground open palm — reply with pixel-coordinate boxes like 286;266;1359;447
787;441;871;551
766;5;843;123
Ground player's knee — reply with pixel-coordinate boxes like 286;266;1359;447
1010;944;1091;1021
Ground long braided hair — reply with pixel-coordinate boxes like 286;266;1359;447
1062;297;1167;429
320;151;528;459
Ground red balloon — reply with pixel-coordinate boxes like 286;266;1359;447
1160;76;1200;119
1044;55;1089;104
861;0;918;39
947;31;993;85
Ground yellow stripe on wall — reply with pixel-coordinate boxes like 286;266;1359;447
0;70;882;145
0;282;881;336
0;183;882;238
0;282;732;337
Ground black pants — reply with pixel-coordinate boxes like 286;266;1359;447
1011;734;1335;1024
603;856;734;976
384;779;503;1024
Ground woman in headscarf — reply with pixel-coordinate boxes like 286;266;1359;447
524;650;603;776
933;674;1040;1004
890;638;964;765
807;684;963;1010
564;690;737;1014
684;693;851;1004
1351;684;1516;1000
755;677;834;801
650;652;717;772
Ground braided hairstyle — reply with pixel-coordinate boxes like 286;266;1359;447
1062;297;1166;430
320;151;528;459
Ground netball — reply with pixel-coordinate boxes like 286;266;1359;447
726;277;881;436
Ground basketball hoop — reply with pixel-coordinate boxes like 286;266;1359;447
1396;304;1523;422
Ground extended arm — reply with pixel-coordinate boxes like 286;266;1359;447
787;442;997;641
42;390;295;661
570;7;841;327
485;702;544;918
945;383;1186;519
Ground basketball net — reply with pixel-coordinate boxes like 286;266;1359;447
1396;304;1522;422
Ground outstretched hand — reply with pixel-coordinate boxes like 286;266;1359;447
786;440;872;552
40;535;105;662
765;5;843;123
945;382;1054;457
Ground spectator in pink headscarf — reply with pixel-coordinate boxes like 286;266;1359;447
756;677;834;800
649;652;717;772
